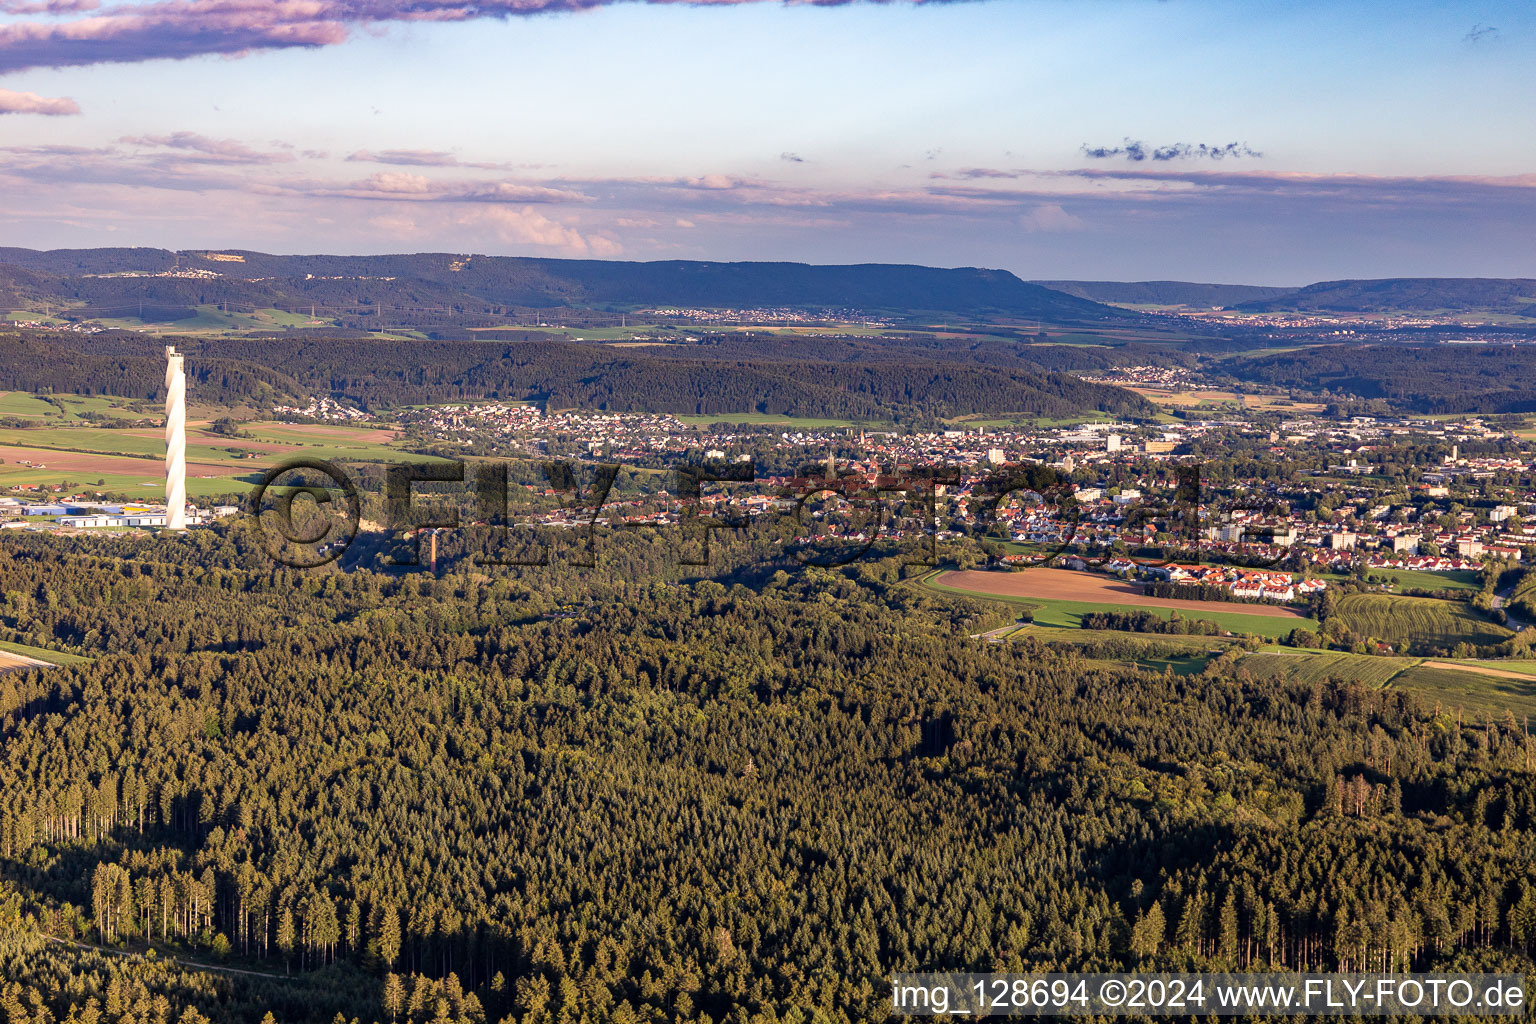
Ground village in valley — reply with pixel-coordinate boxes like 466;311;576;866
8;392;1534;588
6;349;1536;713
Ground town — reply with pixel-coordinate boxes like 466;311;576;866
11;395;1532;617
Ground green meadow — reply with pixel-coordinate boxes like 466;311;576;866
1388;662;1536;723
0;638;93;666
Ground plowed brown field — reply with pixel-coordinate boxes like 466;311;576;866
937;568;1306;619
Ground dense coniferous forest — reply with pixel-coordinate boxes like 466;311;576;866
0;335;1156;421
1221;344;1536;415
0;526;1532;1024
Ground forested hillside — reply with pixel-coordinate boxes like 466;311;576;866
0;336;305;409
0;250;1122;322
1221;344;1536;414
1233;278;1536;315
0;334;1157;421
0;528;1532;1024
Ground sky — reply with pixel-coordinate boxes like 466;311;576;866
0;0;1532;284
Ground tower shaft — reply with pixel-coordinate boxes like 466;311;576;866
165;346;186;530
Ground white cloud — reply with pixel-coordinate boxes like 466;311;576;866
466;205;619;256
362;172;434;194
1019;203;1084;232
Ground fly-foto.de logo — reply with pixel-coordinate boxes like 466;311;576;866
245;457;1294;574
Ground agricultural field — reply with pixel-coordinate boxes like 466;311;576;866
234;421;408;460
483;325;660;342
0;391;149;422
0;638;91;667
1006;619;1536;722
1127;387;1325;413
0;650;48;673
1362;568;1482;593
1011;623;1241;652
1010;623;1240;674
944;410;1116;429
1234;649;1417;688
0;442;253;498
927;568;1312;640
51;393;153;421
1460;659;1536;678
1332;592;1511;650
0;417;432;500
0;392;59;419
89;304;333;334
672;413;860;429
0;425;166;455
1233;649;1536;723
1388;662;1536;722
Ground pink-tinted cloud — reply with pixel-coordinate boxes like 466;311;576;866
345;148;539;171
464;205;620;257
2;152;1533;282
1053;167;1536;202
0;0;945;74
119;131;292;163
7;136;1534;222
347;148;461;167
0;87;80;114
305;172;589;203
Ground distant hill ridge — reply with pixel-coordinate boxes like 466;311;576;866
1033;280;1292;308
7;248;1529;320
1230;277;1536;314
0;248;1121;321
1035;277;1536;314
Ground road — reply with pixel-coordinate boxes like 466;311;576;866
969;622;1025;643
1493;584;1533;633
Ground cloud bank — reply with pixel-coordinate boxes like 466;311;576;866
1;130;1532;277
0;0;944;74
119;131;291;163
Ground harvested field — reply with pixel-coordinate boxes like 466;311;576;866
1127;387;1324;412
249;423;397;444
0;650;51;672
1128;387;1240;406
1420;660;1534;681
935;568;1307;619
0;445;244;478
115;428;305;455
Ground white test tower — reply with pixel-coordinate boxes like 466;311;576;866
165;345;186;530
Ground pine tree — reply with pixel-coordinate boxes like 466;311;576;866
1130;901;1166;959
382;974;405;1024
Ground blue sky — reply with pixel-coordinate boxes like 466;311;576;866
0;0;1531;282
